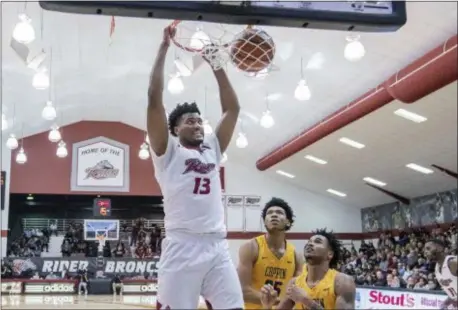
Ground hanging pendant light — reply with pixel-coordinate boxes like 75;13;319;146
16;147;27;164
56;141;68;158
138;142;150;160
6;134;19;150
12;14;36;44
48;125;61;142
32;69;50;90
42;101;57;121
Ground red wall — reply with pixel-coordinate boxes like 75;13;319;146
10;121;161;196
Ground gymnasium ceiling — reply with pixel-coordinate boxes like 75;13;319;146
1;2;457;208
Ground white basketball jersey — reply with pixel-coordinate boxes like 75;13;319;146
435;255;458;300
151;134;226;237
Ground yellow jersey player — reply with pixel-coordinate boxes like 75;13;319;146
264;228;355;310
237;197;304;309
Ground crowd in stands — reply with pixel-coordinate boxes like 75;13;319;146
6;228;50;257
4;216;457;295
129;218;163;259
338;223;457;291
5;218;163;259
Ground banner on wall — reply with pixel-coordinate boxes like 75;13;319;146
1;171;5;210
70;136;130;192
360;188;458;232
356;287;447;309
4;257;158;277
244;196;261;207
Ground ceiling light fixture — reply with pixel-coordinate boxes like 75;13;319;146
42;101;57;121
16;147;27;164
295;57;311;101
276;170;295;178
363;177;387;187
305;155;327;165
6;134;19;150
56;141;68;158
138;142;150;160
394;108;427;123
12;14;36;44
32;69;50;90
295;79;311;101
406;163;434;174
327;188;347;197
339;137;365;149
167;74;184;95
235;132;248;148
260;110;274;129
344;35;365;62
48;126;61;143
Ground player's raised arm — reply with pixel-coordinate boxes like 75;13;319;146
147;27;175;156
294;249;305;276
212;68;240;153
237;240;262;304
448;256;457;276
334;273;356;310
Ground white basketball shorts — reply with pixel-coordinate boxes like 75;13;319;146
156;232;244;309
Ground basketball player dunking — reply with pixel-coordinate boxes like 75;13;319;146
238;197;304;309
424;239;457;309
263;229;356;309
147;27;243;309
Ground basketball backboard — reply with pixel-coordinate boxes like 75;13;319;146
40;1;406;32
84;219;120;241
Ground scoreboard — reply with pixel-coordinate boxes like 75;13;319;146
93;198;112;217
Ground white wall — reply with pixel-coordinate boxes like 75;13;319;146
0;139;12;257
223;161;363;265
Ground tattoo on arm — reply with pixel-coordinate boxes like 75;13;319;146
335;274;356;310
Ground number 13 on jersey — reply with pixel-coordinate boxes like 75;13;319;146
193;177;211;195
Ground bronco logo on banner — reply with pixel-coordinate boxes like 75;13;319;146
1;171;5;210
4;257;159;277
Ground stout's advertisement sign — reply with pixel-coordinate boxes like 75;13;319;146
5;257;159;277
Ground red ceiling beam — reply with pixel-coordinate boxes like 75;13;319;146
256;35;458;171
431;164;458;179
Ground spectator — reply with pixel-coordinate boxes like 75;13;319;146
387;272;400;288
31;271;41;279
61;239;72;257
414;277;428;290
49;221;58;236
113;242;126;257
112;274;123;296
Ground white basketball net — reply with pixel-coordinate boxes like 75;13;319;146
169;20;276;73
96;234;106;252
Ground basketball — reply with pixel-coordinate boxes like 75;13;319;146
230;28;276;73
